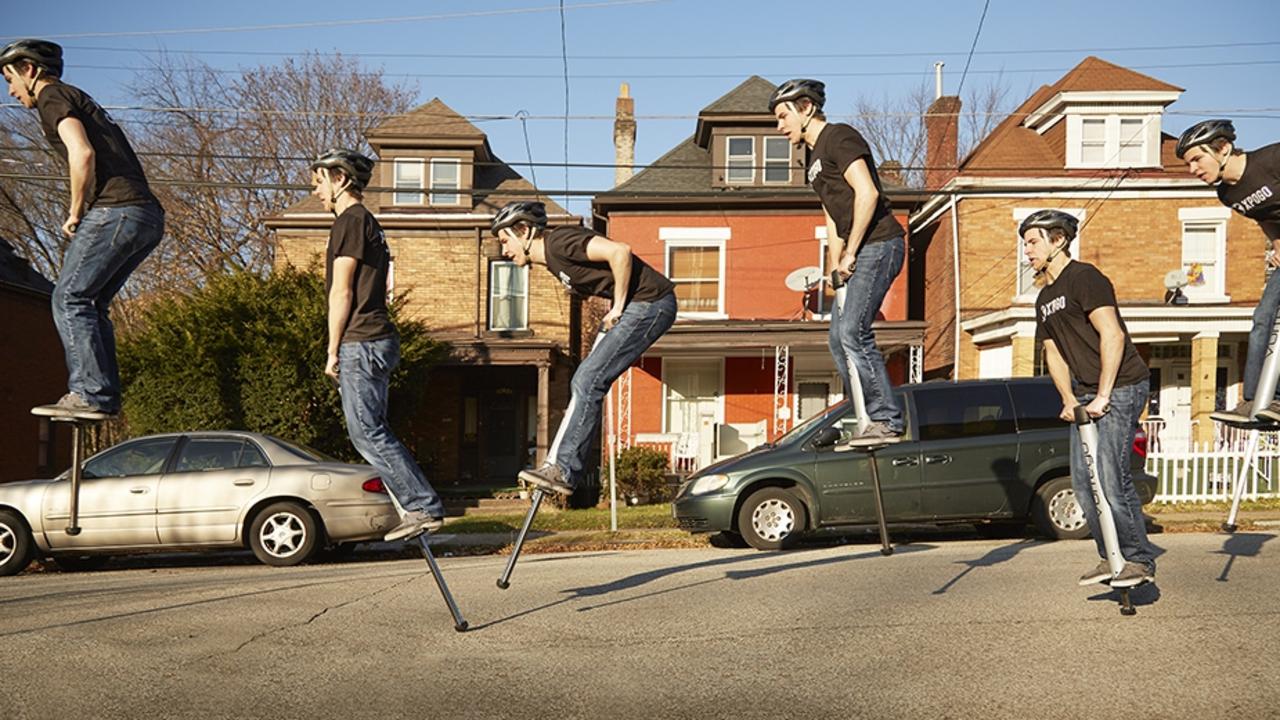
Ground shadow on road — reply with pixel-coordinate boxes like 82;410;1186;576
1213;532;1275;582
932;538;1041;595
1087;581;1161;610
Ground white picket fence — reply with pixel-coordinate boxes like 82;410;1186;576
1146;428;1280;503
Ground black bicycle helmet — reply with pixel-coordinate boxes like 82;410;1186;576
491;201;548;236
1019;209;1078;242
1175;119;1236;159
0;39;63;77
769;79;826;113
310;148;374;190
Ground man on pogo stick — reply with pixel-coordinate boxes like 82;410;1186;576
491;201;676;497
1023;209;1155;589
3;39;165;421
1177;120;1280;426
311;148;446;542
771;79;904;446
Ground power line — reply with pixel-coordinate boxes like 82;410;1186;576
56;39;1280;61
35;59;1280;81
955;0;991;98
9;0;666;40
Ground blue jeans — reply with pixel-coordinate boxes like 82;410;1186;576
338;335;444;517
1070;382;1156;572
52;202;164;412
1244;268;1280;403
829;236;905;432
551;293;677;486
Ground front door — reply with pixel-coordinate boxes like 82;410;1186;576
482;388;522;481
810;397;922;524
665;359;721;471
158;436;271;544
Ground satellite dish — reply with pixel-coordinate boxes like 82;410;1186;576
785;266;823;292
1163;269;1189;291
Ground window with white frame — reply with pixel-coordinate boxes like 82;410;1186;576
430;159;461;205
763;137;791;183
661;228;728;317
726;136;754;184
1179;206;1231;302
1068;114;1156;168
393;159;424;205
489;260;528;330
1014;208;1086;301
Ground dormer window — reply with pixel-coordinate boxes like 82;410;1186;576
430;159;461;205
726;137;754;184
763;137;791;183
393;159;425;205
1066;114;1159;169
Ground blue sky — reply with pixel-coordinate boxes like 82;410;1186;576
5;0;1279;216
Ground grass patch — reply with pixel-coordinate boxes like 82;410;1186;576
443;503;678;534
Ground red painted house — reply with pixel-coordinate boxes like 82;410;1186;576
593;77;925;473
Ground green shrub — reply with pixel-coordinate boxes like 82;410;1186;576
611;446;672;504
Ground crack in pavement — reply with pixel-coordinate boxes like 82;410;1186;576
227;573;425;655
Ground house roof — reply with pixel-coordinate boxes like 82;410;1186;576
700;75;779;115
960;56;1186;176
0;238;53;295
367;98;487;139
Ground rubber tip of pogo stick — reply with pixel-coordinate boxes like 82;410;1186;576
65;526;81;536
1120;606;1137;616
496;579;510;590
455;622;469;632
880;547;893;556
1221;523;1238;533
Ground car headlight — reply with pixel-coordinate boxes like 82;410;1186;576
689;474;730;495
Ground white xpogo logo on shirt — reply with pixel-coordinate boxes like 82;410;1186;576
807;159;822;183
558;271;573;290
1233;185;1274;215
1039;295;1066;321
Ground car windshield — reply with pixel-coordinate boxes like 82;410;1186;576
268;436;339;464
773;401;851;445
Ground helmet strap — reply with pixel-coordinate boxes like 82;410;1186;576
326;172;353;212
521;224;535;258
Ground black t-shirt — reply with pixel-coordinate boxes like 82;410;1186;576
807;123;901;248
325;204;395;343
1219;142;1280;238
37;82;156;209
1034;261;1149;394
543;225;674;303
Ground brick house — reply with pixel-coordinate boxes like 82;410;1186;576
593;77;925;472
0;239;67;482
909;57;1270;450
268;99;583;488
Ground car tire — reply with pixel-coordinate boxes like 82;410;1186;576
50;555;111;572
737;487;808;551
248;501;321;567
0;509;34;577
1032;476;1090;540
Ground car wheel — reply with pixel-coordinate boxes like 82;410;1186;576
249;501;321;567
737;487;808;551
50;555;111;572
0;510;34;577
1033;476;1090;540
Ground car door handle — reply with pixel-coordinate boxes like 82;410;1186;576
232;479;255;487
891;457;919;467
130;486;150;494
924;454;952;465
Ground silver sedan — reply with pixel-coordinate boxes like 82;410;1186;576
0;431;400;575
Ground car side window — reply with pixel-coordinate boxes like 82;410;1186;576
175;438;248;472
239;441;270;469
83;438;178;478
915;385;1015;441
1009;382;1067;432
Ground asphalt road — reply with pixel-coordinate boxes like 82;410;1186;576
2;531;1277;719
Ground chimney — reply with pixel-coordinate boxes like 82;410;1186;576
924;95;961;190
934;61;945;100
614;82;636;187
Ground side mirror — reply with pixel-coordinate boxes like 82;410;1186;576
812;426;842;448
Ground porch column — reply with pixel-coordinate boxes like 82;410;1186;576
1011;336;1037;377
1190;331;1218;448
536;362;550;466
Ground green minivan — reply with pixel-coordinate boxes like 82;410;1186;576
672;377;1156;550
